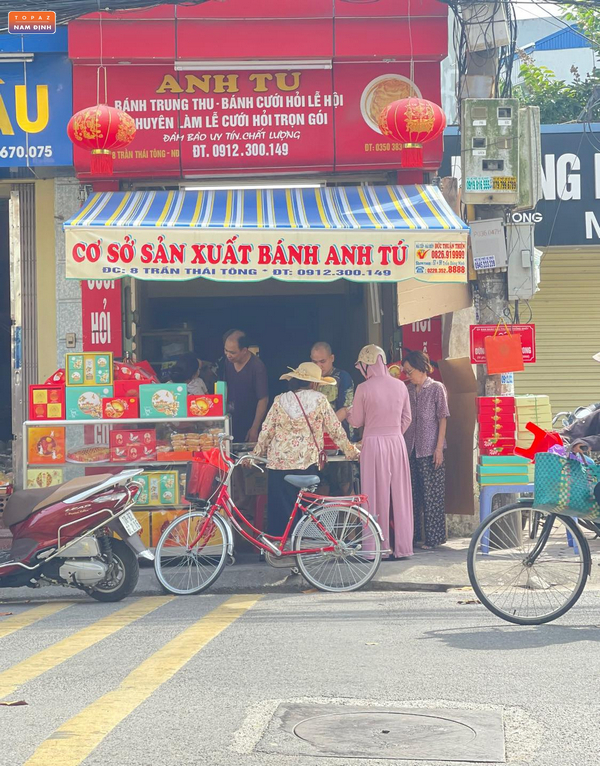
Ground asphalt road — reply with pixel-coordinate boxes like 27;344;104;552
1;585;600;766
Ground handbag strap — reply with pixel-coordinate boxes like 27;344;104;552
493;318;512;337
292;391;321;455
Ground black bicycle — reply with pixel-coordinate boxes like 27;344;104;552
468;500;592;625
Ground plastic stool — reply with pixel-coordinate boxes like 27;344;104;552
479;484;534;555
479;483;575;554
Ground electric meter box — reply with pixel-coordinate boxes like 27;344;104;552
461;98;520;205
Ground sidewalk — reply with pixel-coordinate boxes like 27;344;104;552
134;538;474;596
134;534;600;595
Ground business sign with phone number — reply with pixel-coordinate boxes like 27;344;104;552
470;324;536;364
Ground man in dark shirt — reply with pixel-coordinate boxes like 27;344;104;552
222;329;269;443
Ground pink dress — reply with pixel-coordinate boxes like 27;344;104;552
347;358;414;558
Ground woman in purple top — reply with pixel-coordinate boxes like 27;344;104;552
402;350;450;550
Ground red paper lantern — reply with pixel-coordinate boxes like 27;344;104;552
67;104;136;176
378;97;446;168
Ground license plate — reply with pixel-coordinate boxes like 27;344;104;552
120;510;142;536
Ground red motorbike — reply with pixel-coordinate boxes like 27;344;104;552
0;470;152;602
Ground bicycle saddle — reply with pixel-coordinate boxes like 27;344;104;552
284;475;320;489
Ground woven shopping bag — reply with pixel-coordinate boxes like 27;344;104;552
534;452;600;520
484;321;525;374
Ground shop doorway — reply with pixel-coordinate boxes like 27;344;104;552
0;200;10;447
137;280;371;396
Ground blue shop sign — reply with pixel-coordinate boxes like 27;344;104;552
0;51;72;167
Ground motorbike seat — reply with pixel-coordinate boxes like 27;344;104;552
3;474;113;528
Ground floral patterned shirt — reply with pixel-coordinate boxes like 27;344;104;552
253;389;360;470
404;377;450;458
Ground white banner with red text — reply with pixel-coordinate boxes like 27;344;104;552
65;228;468;284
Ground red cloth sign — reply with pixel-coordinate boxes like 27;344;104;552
81;280;123;356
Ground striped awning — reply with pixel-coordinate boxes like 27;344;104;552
64;184;469;284
66;185;467;232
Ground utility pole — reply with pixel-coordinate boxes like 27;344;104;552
456;1;515;398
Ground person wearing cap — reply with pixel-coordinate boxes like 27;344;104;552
252;362;360;537
346;344;414;559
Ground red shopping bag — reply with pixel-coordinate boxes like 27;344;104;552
484;322;524;374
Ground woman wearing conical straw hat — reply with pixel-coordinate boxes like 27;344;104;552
253;362;360;537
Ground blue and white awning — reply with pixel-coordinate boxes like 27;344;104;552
64;185;469;284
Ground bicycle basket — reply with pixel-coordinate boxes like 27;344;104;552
534;452;600;520
185;460;221;502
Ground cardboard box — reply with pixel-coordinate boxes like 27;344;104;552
28;426;66;464
66;386;113;420
26;468;64;488
151;510;185;547
187;394;224;418
477;465;529;476
477;473;533;486
102;397;139;420
438;358;477;516
66;353;113;386
29;385;65;420
477;396;515;411
109;429;156;462
139;384;187;418
479;455;530;466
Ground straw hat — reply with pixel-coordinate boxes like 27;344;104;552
280;362;337;386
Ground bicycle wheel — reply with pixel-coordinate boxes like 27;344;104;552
154;511;229;595
294;504;382;592
468;503;590;625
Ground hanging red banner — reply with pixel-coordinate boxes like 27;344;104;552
81;280;123;356
402;315;443;381
470;324;536;364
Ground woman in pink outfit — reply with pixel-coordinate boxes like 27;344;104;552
346;345;414;558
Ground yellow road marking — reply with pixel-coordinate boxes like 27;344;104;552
24;595;261;766
0;597;173;700
0;603;71;640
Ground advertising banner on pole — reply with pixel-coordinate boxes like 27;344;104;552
470;324;536;364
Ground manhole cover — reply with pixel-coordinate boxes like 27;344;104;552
257;703;506;762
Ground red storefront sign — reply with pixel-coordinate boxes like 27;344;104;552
70;62;443;178
81;280;123;356
470;324;536;364
402;316;443;381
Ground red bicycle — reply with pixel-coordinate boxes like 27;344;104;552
154;434;383;594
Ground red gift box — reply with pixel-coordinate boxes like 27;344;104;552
114;361;158;383
477;396;516;410
44;369;66;385
109;429;156;462
114;380;142;398
102;397;139;420
478;422;516;438
29;385;65;420
187;394;224;418
479;443;518;457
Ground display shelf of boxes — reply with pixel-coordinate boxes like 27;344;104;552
477;396;534;486
23;354;230;549
22;415;231;550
